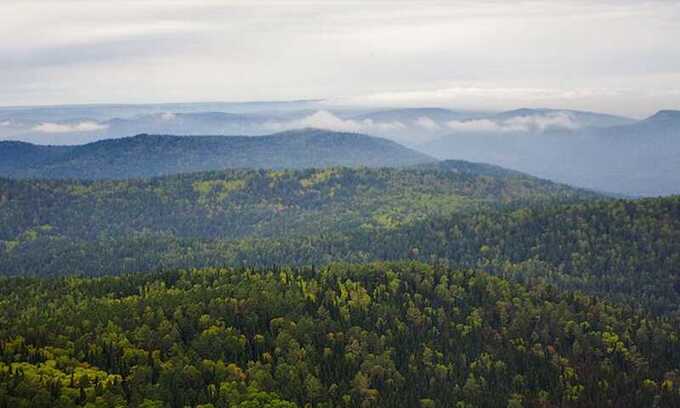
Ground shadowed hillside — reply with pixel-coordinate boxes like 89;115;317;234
0;129;435;179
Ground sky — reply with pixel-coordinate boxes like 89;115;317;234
1;0;680;117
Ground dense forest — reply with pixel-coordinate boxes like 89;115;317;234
1;159;679;407
0;161;592;277
2;262;680;407
0;161;587;243
2;192;678;315
3;163;680;314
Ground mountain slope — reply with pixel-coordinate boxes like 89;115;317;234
3;158;680;314
0;141;70;173
420;110;680;196
0;129;435;179
0;163;593;276
4;191;678;315
493;108;635;128
352;107;486;122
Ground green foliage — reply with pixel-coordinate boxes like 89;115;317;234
0;164;590;276
1;262;679;407
2;166;679;314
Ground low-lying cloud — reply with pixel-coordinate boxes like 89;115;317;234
262;110;405;134
414;116;441;130
446;112;581;133
446;119;504;132
33;121;108;133
505;112;580;132
264;110;582;136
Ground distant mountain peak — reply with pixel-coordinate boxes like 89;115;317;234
379;107;456;113
0;129;435;179
0;140;33;147
274;127;336;135
501;108;551;115
645;110;680;122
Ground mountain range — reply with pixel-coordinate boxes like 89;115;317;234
2;101;680;195
420;108;680;196
0;129;433;179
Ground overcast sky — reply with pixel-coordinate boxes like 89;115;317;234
2;0;679;117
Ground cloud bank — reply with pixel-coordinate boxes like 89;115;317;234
262;110;405;134
446;119;505;132
446;112;581;133
415;116;441;130
260;110;582;138
33;121;108;133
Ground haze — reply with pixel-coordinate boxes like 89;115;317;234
2;0;680;117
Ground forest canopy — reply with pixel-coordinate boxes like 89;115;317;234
1;163;679;407
2;262;680;407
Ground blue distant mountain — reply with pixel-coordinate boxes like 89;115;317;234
420;110;680;196
352;107;487;122
0;129;435;180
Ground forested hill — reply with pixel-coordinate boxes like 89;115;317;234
3;189;678;315
416;160;528;178
0;129;434;179
2;262;680;407
5;163;680;314
6;157;680;313
0;163;592;274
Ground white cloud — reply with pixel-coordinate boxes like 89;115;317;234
0;120;11;126
446;112;581;133
446;119;505;132
33;121;108;133
504;112;580;132
414;116;440;130
262;110;405;134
